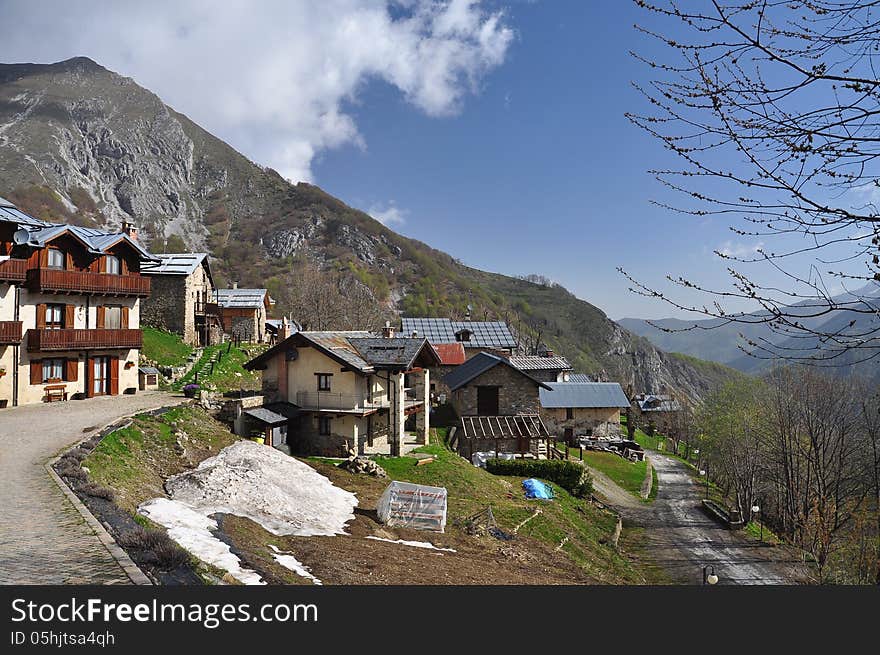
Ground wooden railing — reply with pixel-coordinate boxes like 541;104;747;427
194;301;220;316
27;328;143;351
26;268;151;297
0;258;27;282
295;390;390;412
0;321;23;344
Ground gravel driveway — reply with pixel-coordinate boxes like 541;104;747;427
611;453;808;585
0;392;183;584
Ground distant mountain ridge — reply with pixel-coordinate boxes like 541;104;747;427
0;57;739;399
620;283;880;379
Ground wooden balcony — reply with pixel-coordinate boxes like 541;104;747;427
0;258;27;283
26;268;151;297
0;321;23;345
27;328;143;352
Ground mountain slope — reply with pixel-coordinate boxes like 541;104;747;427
621;284;880;379
0;57;736;399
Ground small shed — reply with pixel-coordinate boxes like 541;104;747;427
456;413;553;461
242;406;291;448
138;367;161;391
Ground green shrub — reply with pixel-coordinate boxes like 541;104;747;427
485;459;592;498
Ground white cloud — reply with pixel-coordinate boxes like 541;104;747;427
0;0;513;182
717;240;764;258
368;201;408;227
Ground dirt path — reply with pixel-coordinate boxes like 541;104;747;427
0;392;184;584
596;452;808;585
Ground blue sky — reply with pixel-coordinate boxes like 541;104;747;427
310;1;737;320
0;0;817;321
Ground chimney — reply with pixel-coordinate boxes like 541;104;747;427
231;281;238;290
382;321;395;339
279;316;291;341
121;221;138;241
411;330;418;338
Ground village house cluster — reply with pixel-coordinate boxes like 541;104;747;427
1;194;675;466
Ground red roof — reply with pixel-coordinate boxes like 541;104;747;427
433;342;466;365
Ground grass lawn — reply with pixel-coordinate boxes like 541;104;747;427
583;450;648;499
173;342;263;393
84;406;238;513
360;433;644;583
142;327;192;367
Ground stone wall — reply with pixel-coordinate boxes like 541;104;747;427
140;276;188;338
450;364;542;417
542;406;622;439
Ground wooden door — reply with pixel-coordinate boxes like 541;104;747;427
476;386;499;416
90;356;110;396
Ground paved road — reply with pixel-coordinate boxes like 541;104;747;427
610;453;807;585
0;392;183;584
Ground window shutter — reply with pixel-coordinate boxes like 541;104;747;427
121;258;129;275
35;304;46;330
30;361;42;385
38;249;48;267
65;252;73;270
64;359;78;382
109;358;119;395
121;306;129;329
86;357;95;398
96;306;106;329
64;305;75;329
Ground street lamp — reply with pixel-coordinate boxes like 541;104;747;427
751;500;762;542
702;565;719;585
700;467;709;499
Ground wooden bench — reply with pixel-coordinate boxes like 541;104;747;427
44;384;68;402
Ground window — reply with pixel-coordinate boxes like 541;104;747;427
42;359;64;383
46;249;65;269
46;304;64;330
105;255;120;275
317;373;332;391
566;407;574;420
104;306;122;329
318;417;332;436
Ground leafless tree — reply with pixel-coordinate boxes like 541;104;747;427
625;1;880;366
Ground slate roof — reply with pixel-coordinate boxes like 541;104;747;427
138;367;160;375
567;373;593;383
539;382;630;409
401;318;516;350
0;196;157;261
263;401;305;420
244;407;290;426
348;337;440;369
508;355;572;371
442;351;552;392
142;252;211;279
433;342;466;366
637;395;681;413
245;331;440;374
216;288;269;309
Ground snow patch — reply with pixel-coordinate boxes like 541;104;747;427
138;441;358;584
138;497;264;585
268;544;322;585
366;536;456;552
163;440;358;536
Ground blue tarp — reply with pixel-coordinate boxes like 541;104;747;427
522;478;553;500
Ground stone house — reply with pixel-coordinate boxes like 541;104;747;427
508;353;573;383
443;351;551;416
539;382;630;444
141;252;221;346
216;286;273;343
0;195;155;408
633;393;682;435
442;351;553;459
244;329;440;457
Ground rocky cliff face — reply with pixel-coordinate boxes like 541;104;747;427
0;57;737;400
